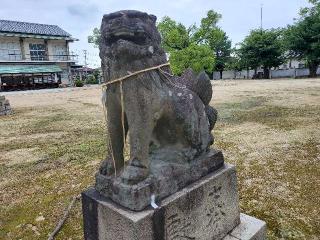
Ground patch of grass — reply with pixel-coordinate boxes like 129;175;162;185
215;98;320;240
81;102;99;107
220;96;268;110
212;81;320;239
21;113;73;135
238;138;320;239
0;102;106;239
216;96;267;122
234;105;300;130
1;167;94;239
217;96;320;130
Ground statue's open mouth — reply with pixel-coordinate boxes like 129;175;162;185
106;27;148;45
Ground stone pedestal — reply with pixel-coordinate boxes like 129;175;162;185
82;164;266;240
0;96;12;116
223;214;266;240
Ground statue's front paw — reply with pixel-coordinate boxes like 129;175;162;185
120;158;149;185
99;157;115;176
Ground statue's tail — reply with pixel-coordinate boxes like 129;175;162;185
194;72;218;131
178;69;218;130
205;105;218;131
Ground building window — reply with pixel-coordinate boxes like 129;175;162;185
0;42;22;60
53;45;68;61
29;43;47;61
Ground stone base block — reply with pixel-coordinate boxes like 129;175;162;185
223;214;266;240
83;164;241;240
96;149;224;211
0;96;12;116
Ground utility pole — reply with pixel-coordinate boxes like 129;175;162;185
83;50;88;78
260;3;263;31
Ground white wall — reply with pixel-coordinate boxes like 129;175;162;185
1;37;68;62
213;67;320;80
47;40;68;61
213;69;255;80
270;69;295;78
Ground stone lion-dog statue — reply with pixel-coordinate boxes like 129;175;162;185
96;10;223;210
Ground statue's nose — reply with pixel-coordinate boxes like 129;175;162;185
136;22;145;32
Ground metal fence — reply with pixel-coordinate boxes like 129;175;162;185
0;53;78;62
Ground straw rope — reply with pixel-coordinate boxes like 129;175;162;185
119;80;126;168
101;63;170;89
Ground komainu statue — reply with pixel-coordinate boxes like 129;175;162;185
96;10;224;211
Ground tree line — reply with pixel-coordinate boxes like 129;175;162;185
88;0;320;78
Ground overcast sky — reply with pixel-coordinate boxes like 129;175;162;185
0;0;310;67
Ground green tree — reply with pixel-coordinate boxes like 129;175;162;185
284;0;320;77
170;43;215;75
158;10;231;76
226;49;244;72
88;27;101;48
157;16;193;52
211;29;232;78
195;10;231;79
158;16;216;75
238;29;285;79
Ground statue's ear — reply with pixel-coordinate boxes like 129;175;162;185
149;14;157;23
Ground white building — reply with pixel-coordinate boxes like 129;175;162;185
0;19;78;90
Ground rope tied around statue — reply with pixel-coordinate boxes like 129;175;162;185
101;62;191;176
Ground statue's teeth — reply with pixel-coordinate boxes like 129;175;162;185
114;32;134;37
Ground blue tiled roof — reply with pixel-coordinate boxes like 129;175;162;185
0;20;71;37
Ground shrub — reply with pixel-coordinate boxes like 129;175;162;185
75;79;84;87
86;74;99;84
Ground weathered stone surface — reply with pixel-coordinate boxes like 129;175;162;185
84;164;240;240
0;95;12;116
97;10;219;198
96;149;224;211
223;214;267;240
